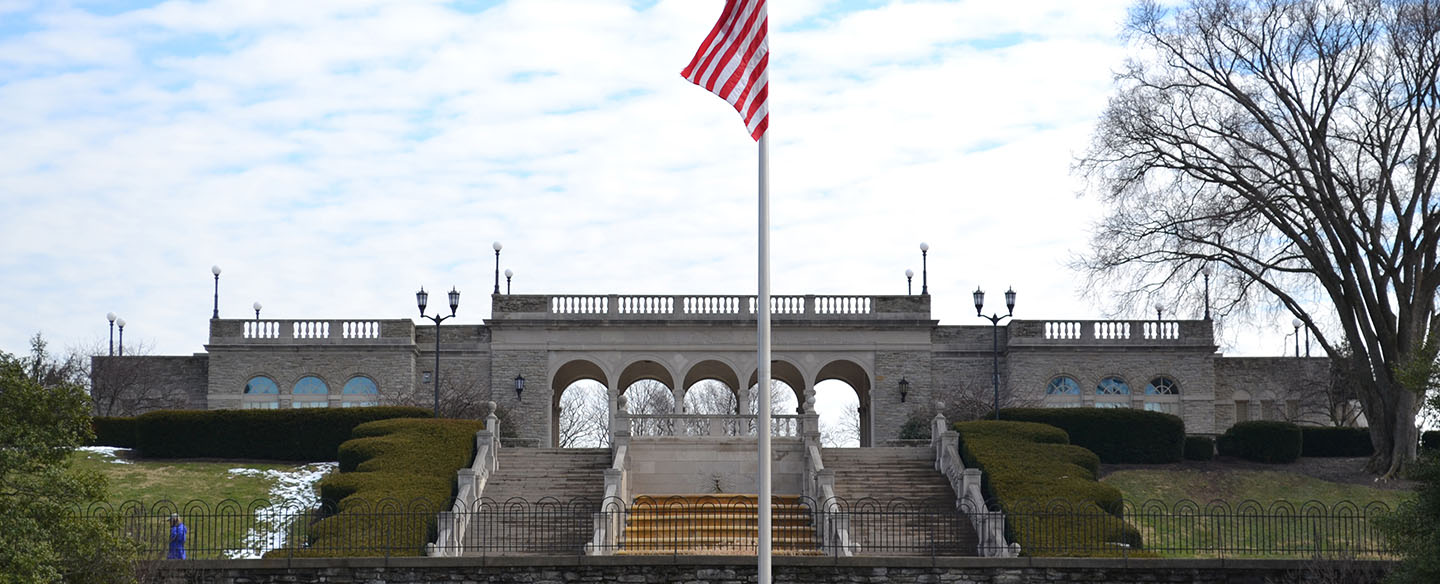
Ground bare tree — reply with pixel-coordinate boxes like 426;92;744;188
380;363;491;419
940;374;1043;422
1077;0;1440;477
683;380;738;414
820;406;860;448
557;381;610;448
84;341;190;417
623;379;675;436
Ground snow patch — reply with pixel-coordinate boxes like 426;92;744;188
223;462;337;559
77;446;134;464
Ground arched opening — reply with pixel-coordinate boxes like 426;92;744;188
814;380;860;447
551;359;609;448
624;379;676;436
556;380;609;448
684;379;739;414
746;360;806;413
242;376;280;410
816;360;872;447
341;376;379;408
291;375;329;408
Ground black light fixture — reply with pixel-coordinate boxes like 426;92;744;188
1291;317;1303;357
905;269;914;295
975;286;1016;420
514;374;526;401
107;312;117;356
1156;304;1165;322
1200;266;1212;320
211;265;222;319
505;269;513;295
253;301;262;320
919;242;930;295
898;377;910;403
116;317;126;357
417;285;460;418
492;241;503;294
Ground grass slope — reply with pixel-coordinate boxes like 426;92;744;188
1103;468;1412;508
73;450;299;505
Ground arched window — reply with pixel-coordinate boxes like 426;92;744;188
1046;376;1081;395
292;376;329;408
341;376;379;408
245;377;279;394
1096;377;1130;395
1146;377;1179;395
242;376;280;410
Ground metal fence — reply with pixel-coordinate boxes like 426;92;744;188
77;497;1397;559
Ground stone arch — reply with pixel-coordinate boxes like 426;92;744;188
551;359;609;448
815;359;872;447
746;359;806;410
681;359;742;414
618;359;677;392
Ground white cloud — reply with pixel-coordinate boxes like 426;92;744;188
0;0;1296;361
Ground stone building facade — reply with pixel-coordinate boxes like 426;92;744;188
98;292;1335;445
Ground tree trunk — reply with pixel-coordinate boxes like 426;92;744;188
1365;385;1422;479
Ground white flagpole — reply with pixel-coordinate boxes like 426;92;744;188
757;133;773;584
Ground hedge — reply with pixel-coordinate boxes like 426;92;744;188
954;421;1142;556
1218;421;1302;463
999;407;1185;464
288;417;486;557
133;406;431;461
90;416;137;448
1184;436;1215;461
1301;426;1374;458
1422;431;1440;452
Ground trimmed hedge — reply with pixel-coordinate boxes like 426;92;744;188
1218;421;1302;463
954;421;1142;556
293;417;485;557
90;416;137;448
1301;426;1374;457
1422;431;1439;452
1183;436;1215;461
999;407;1185;464
134;406;430;461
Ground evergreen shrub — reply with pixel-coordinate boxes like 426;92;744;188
1183;435;1214;461
134;406;430;461
90;416;137;448
296;417;485;557
1300;426;1374;457
999;407;1185;463
1217;421;1302;463
954;420;1142;556
1422;431;1439;452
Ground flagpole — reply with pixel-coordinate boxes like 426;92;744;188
756;133;773;584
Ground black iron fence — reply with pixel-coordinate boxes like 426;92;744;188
76;497;1397;559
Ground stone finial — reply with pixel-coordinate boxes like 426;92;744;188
617;394;628;413
934;400;945;411
482;401;497;418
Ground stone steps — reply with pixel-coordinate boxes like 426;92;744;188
820;447;977;556
620;494;822;556
461;448;614;555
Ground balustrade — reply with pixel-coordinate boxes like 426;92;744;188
292;321;330;339
243;321;282;339
342;321;381;339
1044;321;1082;340
625;414;801;438
552;296;609;314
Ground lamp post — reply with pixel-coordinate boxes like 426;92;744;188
417;286;460;418
253;302;262;320
492;242;503;294
116;318;126;356
107;312;117;356
974;286;1016;420
919;243;930;295
211;265;222;319
505;269;513;295
1156;304;1165;322
1200;266;1212;320
905;269;914;295
1291;318;1302;357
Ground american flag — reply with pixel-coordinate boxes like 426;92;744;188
682;0;769;140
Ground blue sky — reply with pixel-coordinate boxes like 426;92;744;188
0;0;1305;359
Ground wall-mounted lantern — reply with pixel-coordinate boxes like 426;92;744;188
514;374;526;401
898;377;910;403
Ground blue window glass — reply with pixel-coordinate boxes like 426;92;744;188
1045;376;1081;395
342;377;378;394
1096;377;1130;395
244;377;279;395
1145;377;1179;395
293;376;329;395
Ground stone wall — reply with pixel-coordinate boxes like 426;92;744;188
90;355;208;416
1215;357;1334;430
152;556;1392;584
206;346;416;410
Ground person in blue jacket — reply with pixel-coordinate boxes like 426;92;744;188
167;513;187;559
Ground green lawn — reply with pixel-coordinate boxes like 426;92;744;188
73;448;332;559
1102;465;1411;558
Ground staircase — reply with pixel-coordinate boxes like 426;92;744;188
821;447;977;556
620;494;822;555
462;448;611;554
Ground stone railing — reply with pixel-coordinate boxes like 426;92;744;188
1009;319;1212;346
210;319;416;345
798;394;854;557
588;398;633;556
429;405;501;557
625;413;803;438
931;409;1019;558
491;294;931;322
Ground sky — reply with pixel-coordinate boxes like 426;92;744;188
0;0;1307;361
